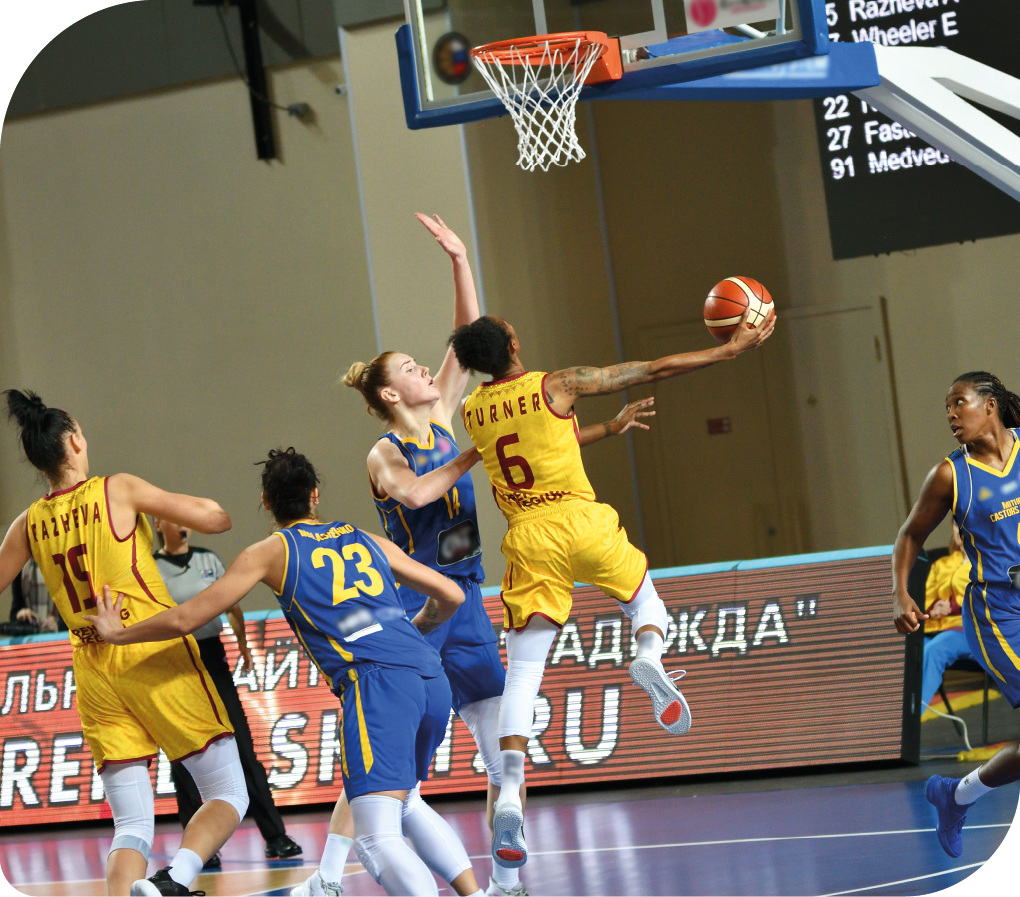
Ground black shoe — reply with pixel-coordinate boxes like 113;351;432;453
265;834;303;859
202;852;221;871
129;867;206;896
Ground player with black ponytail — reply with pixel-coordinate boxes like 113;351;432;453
87;447;484;897
891;372;1020;859
1;389;249;897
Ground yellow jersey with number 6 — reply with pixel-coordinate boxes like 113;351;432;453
26;477;177;646
463;371;595;523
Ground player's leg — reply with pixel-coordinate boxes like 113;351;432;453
352;791;439;896
73;653;160;896
439;582;528;894
405;672;483;896
927;586;1020;857
114;639;240;895
578;503;692;735
290;793;354;896
102;761;155;895
492;616;559;868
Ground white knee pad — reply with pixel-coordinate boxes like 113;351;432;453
352;794;438;897
180;735;249;823
619;574;668;638
101;761;155;860
500;618;558;740
401;784;472;884
458;696;502;785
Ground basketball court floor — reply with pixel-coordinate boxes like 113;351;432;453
3;757;1016;897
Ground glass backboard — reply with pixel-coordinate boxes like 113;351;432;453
399;0;830;128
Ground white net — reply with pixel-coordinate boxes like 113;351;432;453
471;37;604;172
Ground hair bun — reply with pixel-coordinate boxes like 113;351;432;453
4;389;47;428
342;362;369;391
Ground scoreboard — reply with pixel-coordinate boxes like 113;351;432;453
0;548;919;827
814;0;1020;259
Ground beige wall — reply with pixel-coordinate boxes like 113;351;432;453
772;98;1020;549
0;59;381;616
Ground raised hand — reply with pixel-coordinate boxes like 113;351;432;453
82;585;128;644
611;397;656;435
727;306;777;355
415;212;467;260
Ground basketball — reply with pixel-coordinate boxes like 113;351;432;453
703;276;775;343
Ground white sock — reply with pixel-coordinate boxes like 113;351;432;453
319;833;354;883
167;847;204;887
955;768;993;806
636;630;664;662
498;750;526;805
492;862;521;889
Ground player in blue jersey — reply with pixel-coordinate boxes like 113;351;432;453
892;372;1020;858
343;214;655;897
86;448;486;897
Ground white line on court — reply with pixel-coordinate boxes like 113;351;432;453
819;862;985;896
461;823;1010;860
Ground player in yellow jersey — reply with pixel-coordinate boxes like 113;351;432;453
0;390;249;897
449;310;775;870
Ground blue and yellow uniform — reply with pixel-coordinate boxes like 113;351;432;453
273;520;451;798
373;421;505;713
949;431;1020;706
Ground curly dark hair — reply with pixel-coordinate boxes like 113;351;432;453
449;316;513;378
953;372;1020;429
258;447;320;523
4;389;76;482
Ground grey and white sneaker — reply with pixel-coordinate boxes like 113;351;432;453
491;794;528;868
486;875;530;895
289;870;344;896
629;657;692;735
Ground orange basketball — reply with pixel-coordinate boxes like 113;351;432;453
703;276;774;344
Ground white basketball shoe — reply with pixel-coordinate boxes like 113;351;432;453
629;657;692;735
487;876;530;895
491;791;528;868
290;870;344;896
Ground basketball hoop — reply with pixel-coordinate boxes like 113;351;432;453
470;32;622;173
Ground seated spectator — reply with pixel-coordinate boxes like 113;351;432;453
921;520;974;710
154;518;303;868
10;557;65;632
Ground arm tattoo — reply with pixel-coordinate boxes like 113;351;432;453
552;363;652;398
414;597;442;635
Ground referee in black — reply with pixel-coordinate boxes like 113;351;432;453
154;518;302;867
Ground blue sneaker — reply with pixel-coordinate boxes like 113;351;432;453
926;775;969;858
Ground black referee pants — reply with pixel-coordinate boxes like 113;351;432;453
170;635;287;843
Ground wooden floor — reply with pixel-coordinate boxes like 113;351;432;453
3;763;1018;897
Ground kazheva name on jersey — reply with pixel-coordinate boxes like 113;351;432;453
28;499;102;544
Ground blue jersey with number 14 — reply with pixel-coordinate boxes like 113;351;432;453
272;521;444;694
373;421;484;583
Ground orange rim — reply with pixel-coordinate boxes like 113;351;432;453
470;31;609;65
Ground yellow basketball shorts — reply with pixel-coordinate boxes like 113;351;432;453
74;635;233;772
500;501;648;631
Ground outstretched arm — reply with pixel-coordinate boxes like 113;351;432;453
106;473;230;538
367;534;464;635
892;461;954;634
578;397;655;447
0;511;31;595
85;536;281;644
369;438;480;510
418;213;481;425
544;309;775;416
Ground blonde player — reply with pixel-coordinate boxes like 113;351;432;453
448;311;775;868
0;390;248;897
